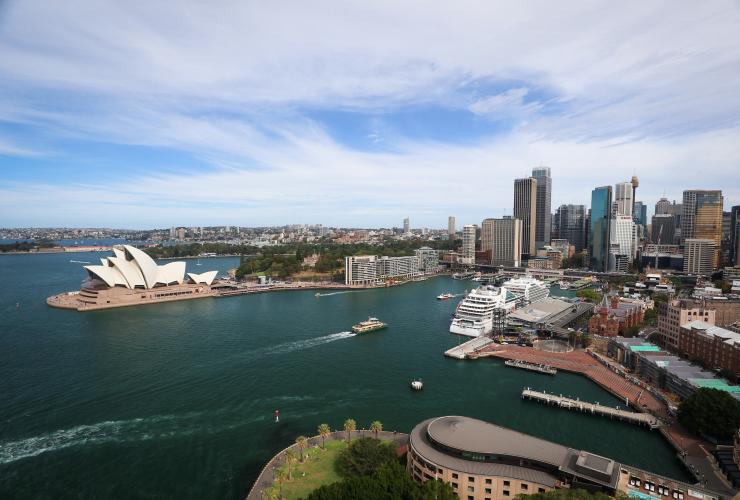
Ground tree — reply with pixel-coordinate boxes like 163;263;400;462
336;437;396;477
307;460;454;500
577;289;603;303
275;467;287;499
369;420;383;439
344;418;356;443
678;388;740;440
283;449;296;480
317;423;331;450
295;435;308;463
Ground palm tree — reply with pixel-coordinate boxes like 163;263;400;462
295;435;308;463
275;467;287;499
343;418;356;443
284;449;296;480
317;423;331;450
370;420;383;439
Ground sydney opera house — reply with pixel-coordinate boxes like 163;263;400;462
47;245;219;311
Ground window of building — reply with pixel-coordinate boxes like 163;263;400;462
467;486;474;492
503;490;510;496
485;488;492;494
452;482;458;489
468;497;474;500
452;473;458;479
539;488;546;493
468;476;474;482
522;483;528;490
485;479;492;485
503;480;510;486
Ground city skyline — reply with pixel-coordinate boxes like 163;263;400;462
1;1;740;228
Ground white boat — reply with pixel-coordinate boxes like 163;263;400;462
411;379;423;390
196;258;202;266
449;285;516;337
436;293;454;300
502;276;550;305
558;281;569;290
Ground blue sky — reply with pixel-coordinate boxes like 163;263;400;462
0;1;739;229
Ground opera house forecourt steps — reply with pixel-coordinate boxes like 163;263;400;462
46;244;219;311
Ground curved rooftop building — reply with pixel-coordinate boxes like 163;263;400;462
47;245;218;311
408;416;723;500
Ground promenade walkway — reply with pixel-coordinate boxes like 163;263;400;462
245;430;409;500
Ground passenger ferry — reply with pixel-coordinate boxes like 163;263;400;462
351;317;387;334
449;286;516;337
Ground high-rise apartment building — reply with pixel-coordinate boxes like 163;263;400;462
514;177;537;258
684;239;716;275
532;167;552;248
481;218;495;253
490;217;522;267
448;216;456;240
589;186;612;272
462;225;477;265
403;217;410;234
651;214;675;245
553;204;586;252
681;190;723;268
613;182;634;217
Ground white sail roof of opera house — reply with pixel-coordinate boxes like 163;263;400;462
187;271;218;286
84;245;214;290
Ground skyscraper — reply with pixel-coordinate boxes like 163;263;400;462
490;217;522;267
462;225;477;265
613;181;634;217
633;201;647;229
655;197;672;215
589;186;612;272
681;190;723;268
532;166;552;248
448;216;456;240
481;218;495;253
403;217;410;234
513;177;537;258
553;204;586;252
730;206;740;266
609;215;635;271
651;214;675;244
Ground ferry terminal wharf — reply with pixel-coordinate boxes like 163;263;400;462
521;388;662;429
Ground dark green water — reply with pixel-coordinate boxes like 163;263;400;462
0;253;689;499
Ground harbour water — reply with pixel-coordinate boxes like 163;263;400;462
0;252;689;499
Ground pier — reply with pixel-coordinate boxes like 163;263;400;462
443;336;495;359
505;359;556;375
521;389;662;429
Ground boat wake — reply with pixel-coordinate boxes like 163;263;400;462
69;260;91;264
263;331;356;356
315;290;363;297
0;411;249;465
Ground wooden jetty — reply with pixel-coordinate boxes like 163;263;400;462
521;388;662;429
505;359;557;375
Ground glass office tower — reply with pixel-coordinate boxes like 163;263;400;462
589;186;612;272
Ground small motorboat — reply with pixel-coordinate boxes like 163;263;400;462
411;379;423;391
436;293;454;300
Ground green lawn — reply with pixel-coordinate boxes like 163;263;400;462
265;439;347;499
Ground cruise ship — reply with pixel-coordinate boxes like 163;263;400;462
449;285;516;337
502;276;549;305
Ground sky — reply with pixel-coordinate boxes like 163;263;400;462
0;1;739;229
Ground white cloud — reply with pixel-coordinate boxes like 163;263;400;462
0;0;739;226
